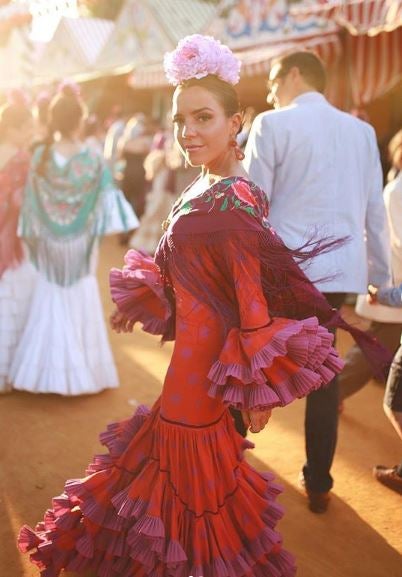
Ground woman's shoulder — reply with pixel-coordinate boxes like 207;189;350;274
203;176;269;220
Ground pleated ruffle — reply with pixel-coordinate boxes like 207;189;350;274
19;402;295;577
207;316;344;410
110;250;171;337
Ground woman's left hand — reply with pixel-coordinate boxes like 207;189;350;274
110;308;135;333
241;408;272;433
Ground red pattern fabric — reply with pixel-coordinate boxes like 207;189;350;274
18;177;350;577
0;149;30;278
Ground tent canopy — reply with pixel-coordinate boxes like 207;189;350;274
95;0;220;74
130;0;342;88
34;16;114;84
130;0;401;108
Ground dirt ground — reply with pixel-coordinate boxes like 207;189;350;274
1;236;401;577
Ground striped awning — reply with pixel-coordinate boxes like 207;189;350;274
130;32;342;89
291;0;402;36
237;32;342;77
347;27;402;104
291;0;402;105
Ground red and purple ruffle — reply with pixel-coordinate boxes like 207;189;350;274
208;316;344;410
109;250;171;336
19;402;296;577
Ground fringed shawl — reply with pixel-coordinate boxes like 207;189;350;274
154;176;392;379
20;145;128;286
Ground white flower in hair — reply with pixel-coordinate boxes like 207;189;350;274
164;34;241;86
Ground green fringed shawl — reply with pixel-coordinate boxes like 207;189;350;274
20;146;115;286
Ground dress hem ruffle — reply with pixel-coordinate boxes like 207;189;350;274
18;403;296;577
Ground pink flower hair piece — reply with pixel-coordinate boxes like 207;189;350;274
164;34;241;86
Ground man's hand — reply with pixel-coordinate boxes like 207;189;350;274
241;408;272;433
367;284;379;304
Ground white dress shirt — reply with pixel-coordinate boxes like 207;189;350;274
244;92;391;292
384;171;402;285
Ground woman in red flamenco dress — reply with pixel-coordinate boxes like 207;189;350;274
18;36;390;577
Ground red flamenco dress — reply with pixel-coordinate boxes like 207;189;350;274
18;177;388;577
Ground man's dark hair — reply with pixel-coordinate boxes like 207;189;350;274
276;52;327;93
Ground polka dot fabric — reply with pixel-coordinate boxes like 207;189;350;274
18;178;347;577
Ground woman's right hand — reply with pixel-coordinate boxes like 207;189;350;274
110;308;135;333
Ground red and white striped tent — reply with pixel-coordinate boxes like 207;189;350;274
291;0;402;106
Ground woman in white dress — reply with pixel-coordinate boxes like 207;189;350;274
10;83;139;396
0;92;36;393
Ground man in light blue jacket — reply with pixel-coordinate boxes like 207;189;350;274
244;51;392;512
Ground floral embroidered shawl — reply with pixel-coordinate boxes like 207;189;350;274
19;145;126;286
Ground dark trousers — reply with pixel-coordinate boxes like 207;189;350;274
384;345;402;476
302;293;346;493
384;344;402;412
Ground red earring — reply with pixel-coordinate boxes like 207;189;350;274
230;137;245;160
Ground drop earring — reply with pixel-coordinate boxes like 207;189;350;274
230;137;245;160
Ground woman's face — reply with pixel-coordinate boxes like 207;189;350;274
172;85;240;169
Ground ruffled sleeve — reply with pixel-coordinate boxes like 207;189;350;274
207;242;344;410
109;249;172;336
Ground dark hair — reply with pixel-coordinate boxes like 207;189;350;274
275;52;326;93
178;75;242;131
0;93;32;142
37;83;86;177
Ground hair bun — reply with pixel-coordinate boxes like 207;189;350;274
58;81;81;99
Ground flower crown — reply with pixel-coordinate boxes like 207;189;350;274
164;34;241;86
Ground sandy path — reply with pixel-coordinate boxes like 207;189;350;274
1;237;400;577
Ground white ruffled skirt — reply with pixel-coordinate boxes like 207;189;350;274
9;272;119;396
0;260;37;392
